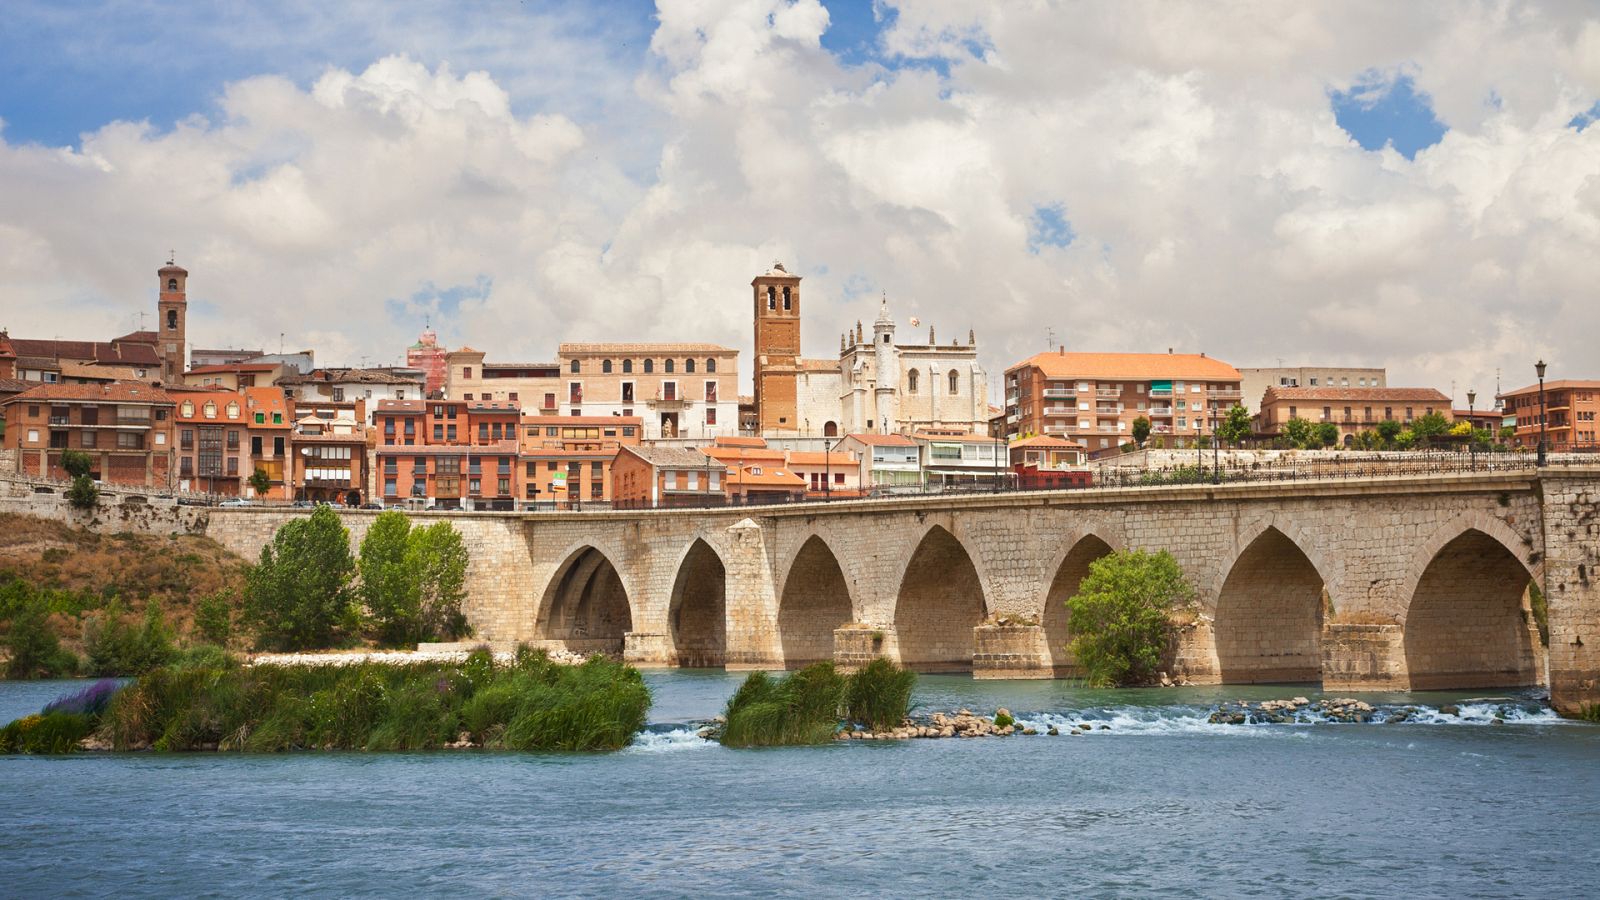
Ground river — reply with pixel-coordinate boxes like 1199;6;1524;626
3;671;1597;897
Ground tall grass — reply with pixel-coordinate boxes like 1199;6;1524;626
6;647;651;754
719;659;917;747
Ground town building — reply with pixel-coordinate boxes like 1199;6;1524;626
1;382;175;487
1007;435;1089;470
293;402;370;505
1453;407;1502;434
242;387;293;499
190;348;264;368
750;263;990;438
0;329;161;384
371;398;518;509
610;445;725;508
517;415;642;509
1004;350;1244;452
156;259;188;382
785;448;861;498
834;432;921;491
555;343;740;441
912;431;1006;487
173;389;248;495
443;348;560;411
182;361;291;390
1254;386;1453;446
407;326;449;396
279;368;425;404
1498;380;1600;452
1238;366;1387;411
703;439;806;504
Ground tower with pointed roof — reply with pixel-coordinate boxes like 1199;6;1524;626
872;295;899;433
157;257;188;381
752;261;802;434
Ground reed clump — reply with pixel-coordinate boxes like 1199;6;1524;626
719;659;917;747
6;647;651;754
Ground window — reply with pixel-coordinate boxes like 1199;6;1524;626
255;413;265;424
569;383;583;405
116;432;143;449
81;431;97;449
644;359;654;374
181;401;195;417
446;425;457;441
333;387;345;402
226;402;239;419
767;286;776;310
687;471;699;490
704;380;717;403
685;358;696;374
949;371;959;395
623;426;635;437
273;436;285;456
227;457;238;475
479;423;490;442
570;359;580;374
706;358;716;373
602;359;613;374
463;394;473;401
463;367;473;380
25;429;37;443
181;429;195;450
665;359;675;374
273;413;282;424
227;430;239;449
908;369;919;393
251;435;263;455
543;392;556;409
706;407;718;426
622;382;635;403
434;424;444;441
509;392;518;402
782;286;791;310
167;278;178;291
166;309;177;330
662;382;676;401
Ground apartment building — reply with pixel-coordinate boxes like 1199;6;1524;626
518;415;643;508
279;368;424;405
912;432;1007;486
557;343;740;441
372;399;518;509
1004;350;1244;452
1498;379;1600;452
1238;366;1387;411
834;433;921;490
1008;435;1088;470
293;401;369;505
242;387;293;499
1255;386;1452;445
2;382;175;487
173;389;248;495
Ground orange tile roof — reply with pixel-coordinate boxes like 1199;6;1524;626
174;390;247;423
243;387;292;428
4;381;173;405
785;451;856;466
521;415;644;426
713;435;768;448
1260;386;1450;404
1010;351;1240;381
704;446;786;463
842;433;917;446
729;465;807;487
1009;435;1086;449
1498;379;1600;398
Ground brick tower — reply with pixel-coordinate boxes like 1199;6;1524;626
752;261;802;434
157;257;188;382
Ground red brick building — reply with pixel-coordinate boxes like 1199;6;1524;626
611;446;725;508
1255;386;1452;446
173;389;249;495
2;382;175;487
518;415;643;508
242;387;293;499
1498;379;1600;452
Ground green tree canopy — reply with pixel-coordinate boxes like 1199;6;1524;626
1131;416;1151;446
1411;412;1451;441
358;512;470;646
1315;421;1340;448
244;506;355;650
60;449;93;479
1216;404;1252;445
1376;419;1403;447
1065;549;1195;686
248;468;272;497
1282;417;1315;449
408;522;470;642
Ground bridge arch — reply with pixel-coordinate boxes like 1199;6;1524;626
1038;530;1122;676
535;544;635;652
1213;523;1330;683
777;534;855;668
668;537;728;667
1400;516;1543;690
893;524;988;672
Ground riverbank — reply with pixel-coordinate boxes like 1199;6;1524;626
247;647;594;667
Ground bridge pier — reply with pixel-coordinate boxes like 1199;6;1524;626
833;625;898;671
1322;623;1407;691
1541;474;1600;715
972;624;1054;679
623;631;673;668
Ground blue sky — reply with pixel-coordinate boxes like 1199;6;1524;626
1330;71;1448;160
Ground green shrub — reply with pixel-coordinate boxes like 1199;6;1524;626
4;600;79;679
358;512;471;646
65;475;99;510
194;593;233;647
1529;582;1549;647
843;657;916;732
0;712;94;754
1065;549;1195;687
993;711;1015;729
83;601;175;676
171;644;237;671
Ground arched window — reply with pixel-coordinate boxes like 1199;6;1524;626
622;359;633;374
226;402;240;419
907;369;919;393
823;421;838;437
570;359;580;374
602;359;613;374
166;309;178;330
665;359;675;374
705;358;716;373
782;286;791;310
685;358;696;373
949;371;960;395
644;358;654;374
166;278;178;291
767;286;776;310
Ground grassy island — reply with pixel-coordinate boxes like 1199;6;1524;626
719;658;916;747
2;648;651;754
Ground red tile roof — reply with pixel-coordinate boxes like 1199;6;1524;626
8;337;161;367
1010;351;1240;381
842;433;918;446
3;381;173;404
1260;386;1450;404
1498;379;1600;398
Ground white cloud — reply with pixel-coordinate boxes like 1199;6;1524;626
2;0;1599;405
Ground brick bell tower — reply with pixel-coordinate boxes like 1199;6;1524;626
752;261;802;435
157;255;188;382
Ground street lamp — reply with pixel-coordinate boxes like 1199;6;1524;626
1536;360;1548;467
1211;402;1220;485
1467;389;1476;471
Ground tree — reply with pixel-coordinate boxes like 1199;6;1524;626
1131;416;1151;447
1411;412;1451;443
60;449;93;479
83;600;174;675
1216;404;1252;446
1498;424;1516;445
65;475;99;511
194;593;234;647
409;522;470;642
1282;417;1315;449
359;510;418;646
244;506;355;650
1065;550;1195;687
247;467;272;498
4;601;77;679
1315;421;1339;448
1376;419;1403;448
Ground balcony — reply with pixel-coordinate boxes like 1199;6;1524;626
1042;388;1075;398
1044;406;1076;417
1095;404;1123;414
1043;424;1076;435
1096;425;1121;433
1094;389;1119;398
1148;407;1174;417
1148;388;1172;397
48;416;70;425
648;392;693;410
1208;388;1243;401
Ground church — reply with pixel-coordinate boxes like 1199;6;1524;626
751;262;989;438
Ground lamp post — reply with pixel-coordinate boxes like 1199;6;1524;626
993;431;1002;492
1195;419;1202;479
1211;403;1220;484
1536;360;1548;467
1467;389;1476;471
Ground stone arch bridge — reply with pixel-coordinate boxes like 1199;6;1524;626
193;468;1600;714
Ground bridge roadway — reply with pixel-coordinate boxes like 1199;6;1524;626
55;466;1600;714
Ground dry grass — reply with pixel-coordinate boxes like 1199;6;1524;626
0;513;248;648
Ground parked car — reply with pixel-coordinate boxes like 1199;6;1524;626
218;498;254;507
292;500;315;508
359;502;384;510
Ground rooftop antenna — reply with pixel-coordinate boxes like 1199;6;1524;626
279;332;285;355
1046;326;1056;350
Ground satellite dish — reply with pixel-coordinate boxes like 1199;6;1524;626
909;317;920;327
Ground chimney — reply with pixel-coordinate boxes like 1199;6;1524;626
1200;352;1206;358
1168;347;1174;354
1058;346;1065;356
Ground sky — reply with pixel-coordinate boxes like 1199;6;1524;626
2;1;1599;405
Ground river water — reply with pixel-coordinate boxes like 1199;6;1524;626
3;671;1597;898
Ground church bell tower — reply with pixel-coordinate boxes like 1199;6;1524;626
752;261;802;434
157;257;188;382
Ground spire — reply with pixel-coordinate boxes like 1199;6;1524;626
875;292;893;327
969;328;975;346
